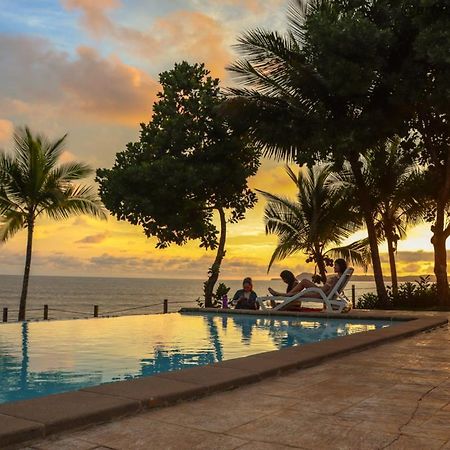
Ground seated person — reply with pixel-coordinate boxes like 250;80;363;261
233;277;259;310
268;259;348;310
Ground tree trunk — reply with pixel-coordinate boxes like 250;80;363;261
204;207;227;308
18;218;34;321
431;203;449;309
314;247;327;283
386;231;399;297
348;155;388;306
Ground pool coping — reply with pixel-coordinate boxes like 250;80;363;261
1;309;447;448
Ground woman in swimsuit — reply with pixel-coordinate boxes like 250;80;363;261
268;259;348;300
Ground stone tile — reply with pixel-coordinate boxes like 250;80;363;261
275;366;334;387
403;410;450;440
288;398;353;415
234;378;309;398
144;389;296;433
0;414;43;447
386;433;446;450
337;402;432;429
236;442;305;450
328;427;399;450
31;436;99;450
82;376;204;407
0;391;139;434
72;415;247;450
228;408;356;449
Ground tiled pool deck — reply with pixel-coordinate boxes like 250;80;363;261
2;309;450;449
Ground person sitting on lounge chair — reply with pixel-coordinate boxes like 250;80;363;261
268;259;348;310
268;270;299;297
233;277;259;310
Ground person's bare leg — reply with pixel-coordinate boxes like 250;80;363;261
298;279;325;309
298;279;316;290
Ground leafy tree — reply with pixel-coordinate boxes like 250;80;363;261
258;164;368;281
96;62;259;307
0;127;106;321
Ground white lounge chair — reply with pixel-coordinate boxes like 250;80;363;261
257;267;354;313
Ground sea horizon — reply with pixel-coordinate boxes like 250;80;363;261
0;274;380;322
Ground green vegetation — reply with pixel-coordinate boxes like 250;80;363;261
0;127;106;321
97;62;259;307
225;0;450;309
258;164;368;282
357;276;438;310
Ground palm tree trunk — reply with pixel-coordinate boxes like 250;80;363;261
386;232;399;297
348;155;388;306
314;247;327;283
18;218;34;321
204;207;226;308
431;201;449;309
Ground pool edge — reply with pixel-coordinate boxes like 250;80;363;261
1;311;447;448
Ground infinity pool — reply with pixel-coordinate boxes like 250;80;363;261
0;312;392;404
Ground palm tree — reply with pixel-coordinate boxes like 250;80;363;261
0;126;106;321
362;139;424;296
259;164;369;282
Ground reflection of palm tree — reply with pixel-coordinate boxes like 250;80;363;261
20;322;29;392
140;348;217;377
205;315;224;362
0;323;102;404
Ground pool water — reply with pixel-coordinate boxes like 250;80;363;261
0;312;392;404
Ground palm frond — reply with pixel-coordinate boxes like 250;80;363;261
0;210;25;242
267;238;306;273
325;238;372;271
46;162;93;187
44;184;107;221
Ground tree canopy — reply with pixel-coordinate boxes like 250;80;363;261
97;62;260;305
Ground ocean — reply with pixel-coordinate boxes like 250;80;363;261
0;275;378;322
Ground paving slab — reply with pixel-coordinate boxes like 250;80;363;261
67;415;248;450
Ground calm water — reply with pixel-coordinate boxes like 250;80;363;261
0;312;392;404
0;275;378;321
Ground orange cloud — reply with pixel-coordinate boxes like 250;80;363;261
0;35;158;126
63;1;232;78
0;119;13;146
61;46;158;124
63;0;158;58
64;0;119;36
153;11;231;77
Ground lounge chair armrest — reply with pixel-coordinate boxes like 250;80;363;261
257;295;278;302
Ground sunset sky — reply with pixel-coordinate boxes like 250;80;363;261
0;0;440;280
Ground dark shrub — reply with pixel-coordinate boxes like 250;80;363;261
356;276;438;310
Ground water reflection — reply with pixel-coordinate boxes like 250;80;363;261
0;313;389;404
